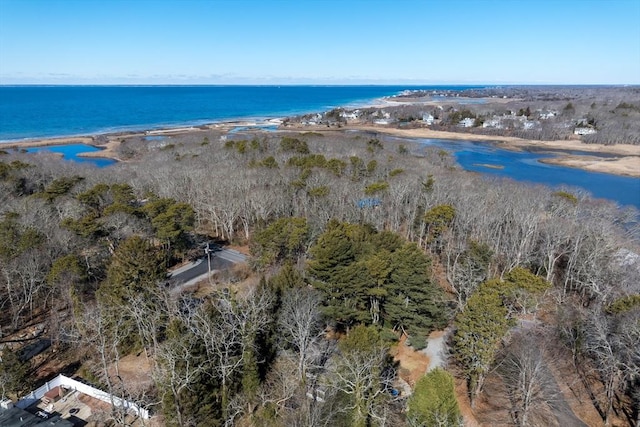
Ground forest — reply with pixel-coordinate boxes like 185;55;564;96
0;125;639;426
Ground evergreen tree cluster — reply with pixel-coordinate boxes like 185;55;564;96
307;220;449;340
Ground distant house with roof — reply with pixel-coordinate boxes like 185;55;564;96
538;110;558;120
340;110;360;121
482;117;503;129
459;117;476;128
574;127;597;135
422;113;435;125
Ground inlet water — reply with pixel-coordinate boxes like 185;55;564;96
419;138;640;209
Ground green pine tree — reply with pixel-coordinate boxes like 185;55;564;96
453;280;512;406
0;347;31;399
385;243;448;341
251;217;309;268
98;236;166;306
408;368;461;426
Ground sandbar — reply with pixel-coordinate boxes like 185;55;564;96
540;155;640;178
0;135;96;149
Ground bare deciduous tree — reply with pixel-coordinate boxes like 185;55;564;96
498;332;559;427
278;287;324;382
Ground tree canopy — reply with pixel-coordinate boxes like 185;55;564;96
307;220;448;338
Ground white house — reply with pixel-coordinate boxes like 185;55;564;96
482;117;503;129
459;117;476;128
574;127;597;135
340;110;360;120
539;111;558;120
422;113;435;125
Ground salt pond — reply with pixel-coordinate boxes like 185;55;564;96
25;144;116;168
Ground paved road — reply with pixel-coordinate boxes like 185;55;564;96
168;244;248;287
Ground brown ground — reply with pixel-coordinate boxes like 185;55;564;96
453;329;631;427
454;377;482;427
391;334;430;388
109;352;154;389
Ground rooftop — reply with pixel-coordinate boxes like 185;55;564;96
0;405;74;427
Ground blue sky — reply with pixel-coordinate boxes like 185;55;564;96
0;0;638;84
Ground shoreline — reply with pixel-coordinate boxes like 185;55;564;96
338;124;640;178
0;118;282;160
2;119;639;178
538;155;640;178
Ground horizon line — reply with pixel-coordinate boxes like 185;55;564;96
1;83;638;87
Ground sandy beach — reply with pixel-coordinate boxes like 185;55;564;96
0;135;97;149
380;95;517;107
0;119;263;161
539;155;640;177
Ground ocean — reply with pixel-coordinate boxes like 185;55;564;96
0;85;473;141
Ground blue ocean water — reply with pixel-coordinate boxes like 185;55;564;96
0;85;474;141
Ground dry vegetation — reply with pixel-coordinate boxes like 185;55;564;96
1;103;639;426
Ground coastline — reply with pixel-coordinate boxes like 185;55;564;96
2;119;639;178
0;119;279;161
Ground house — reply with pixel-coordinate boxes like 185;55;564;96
1;398;74;427
340;110;360;121
574;127;597;135
539;110;558;120
482;117;503;129
459;117;476;128
422;113;435;125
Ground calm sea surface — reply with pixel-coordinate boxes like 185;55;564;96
1;86;637;209
0;85;468;141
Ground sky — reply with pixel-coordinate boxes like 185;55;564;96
0;0;638;85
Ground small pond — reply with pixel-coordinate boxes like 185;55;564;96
25;144;116;168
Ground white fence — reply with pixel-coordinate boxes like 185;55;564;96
16;374;149;419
